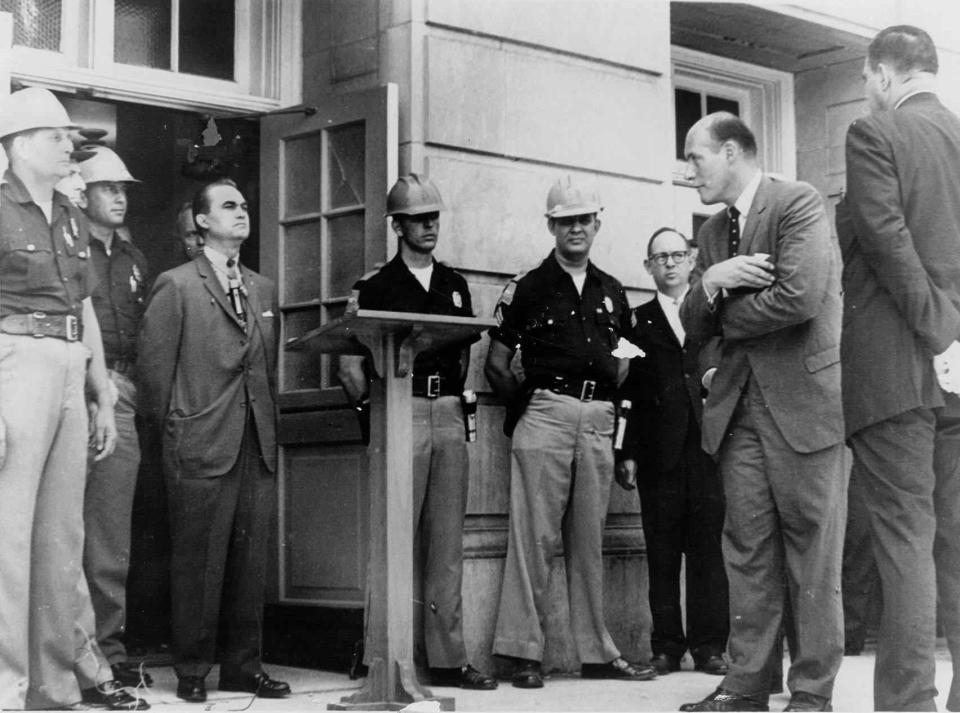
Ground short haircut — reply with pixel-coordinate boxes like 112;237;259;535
646;226;690;257
704;112;758;157
191;178;239;235
868;25;938;75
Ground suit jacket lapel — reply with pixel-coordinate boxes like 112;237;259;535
738;175;770;257
198;255;246;332
242;267;265;340
644;299;682;349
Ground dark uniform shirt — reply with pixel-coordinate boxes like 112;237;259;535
0;170;96;320
491;249;631;387
89;233;149;365
353;253;474;385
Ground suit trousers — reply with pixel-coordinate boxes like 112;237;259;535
850;404;960;711
718;376;846;701
412;395;469;669
493;389;620;665
841;453;881;652
638;421;728;661
0;335;88;709
84;370;141;665
167;414;275;681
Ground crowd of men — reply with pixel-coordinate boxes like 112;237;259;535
2;20;960;713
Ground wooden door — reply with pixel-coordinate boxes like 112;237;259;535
260;84;398;608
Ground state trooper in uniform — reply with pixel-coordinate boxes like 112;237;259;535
54;154;150;711
0;87;117;709
78;146;153;691
338;174;497;691
485;176;657;688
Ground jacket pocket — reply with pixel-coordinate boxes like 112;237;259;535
804;345;840;373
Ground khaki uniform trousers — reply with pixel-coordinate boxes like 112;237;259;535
493;389;620;664
0;334;88;709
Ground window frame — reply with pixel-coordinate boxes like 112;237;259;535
672;46;795;183
4;0;301;115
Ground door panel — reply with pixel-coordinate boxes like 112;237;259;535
260;84;398;606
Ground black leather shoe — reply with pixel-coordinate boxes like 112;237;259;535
81;681;150;711
650;653;681;675
111;663;153;688
581;657;657;681
176;676;206;703
783;692;832;711
430;664;498;690
679;687;769;711
219;671;291;698
694;654;729;676
512;659;543;689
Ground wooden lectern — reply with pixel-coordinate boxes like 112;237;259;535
286;308;496;711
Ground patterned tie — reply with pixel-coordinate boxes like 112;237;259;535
728;206;741;257
226;258;247;327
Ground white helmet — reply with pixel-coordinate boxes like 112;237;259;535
0;87;80;139
79;146;140;184
544;175;603;218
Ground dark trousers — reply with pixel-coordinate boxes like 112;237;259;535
638;422;728;661
167;416;275;681
841;454;881;653
851;403;960;711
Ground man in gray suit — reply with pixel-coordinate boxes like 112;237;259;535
840;25;960;711
139;179;288;704
678;113;846;713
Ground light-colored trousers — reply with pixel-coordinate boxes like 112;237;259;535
0;334;88;710
493;389;620;665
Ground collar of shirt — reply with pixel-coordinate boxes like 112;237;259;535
732;169;763;230
895;89;937;110
544;249;601;288
656;287;688;342
3;168;74;215
203;245;243;293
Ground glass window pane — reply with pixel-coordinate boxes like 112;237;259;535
178;0;234;80
675;88;702;160
328;214;365;298
282;309;324;392
2;0;61;51
284;134;322;215
115;0;171;69
283;222;322;304
706;95;740;116
327;123;365;209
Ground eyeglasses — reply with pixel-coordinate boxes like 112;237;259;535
555;214;595;227
647;251;690;266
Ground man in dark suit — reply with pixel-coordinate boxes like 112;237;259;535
138;179;290;703
616;227;728;677
840;25;960;711
678;113;846;713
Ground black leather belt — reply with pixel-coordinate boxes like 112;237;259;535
0;312;82;341
534;376;615;403
412;374;460;398
107;358;135;377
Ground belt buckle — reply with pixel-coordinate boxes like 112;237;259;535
580;379;596;402
65;315;79;342
427;375;441;399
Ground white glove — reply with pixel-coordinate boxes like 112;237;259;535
934;340;960;395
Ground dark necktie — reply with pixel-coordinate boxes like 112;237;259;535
226;258;247;327
728;206;741;257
